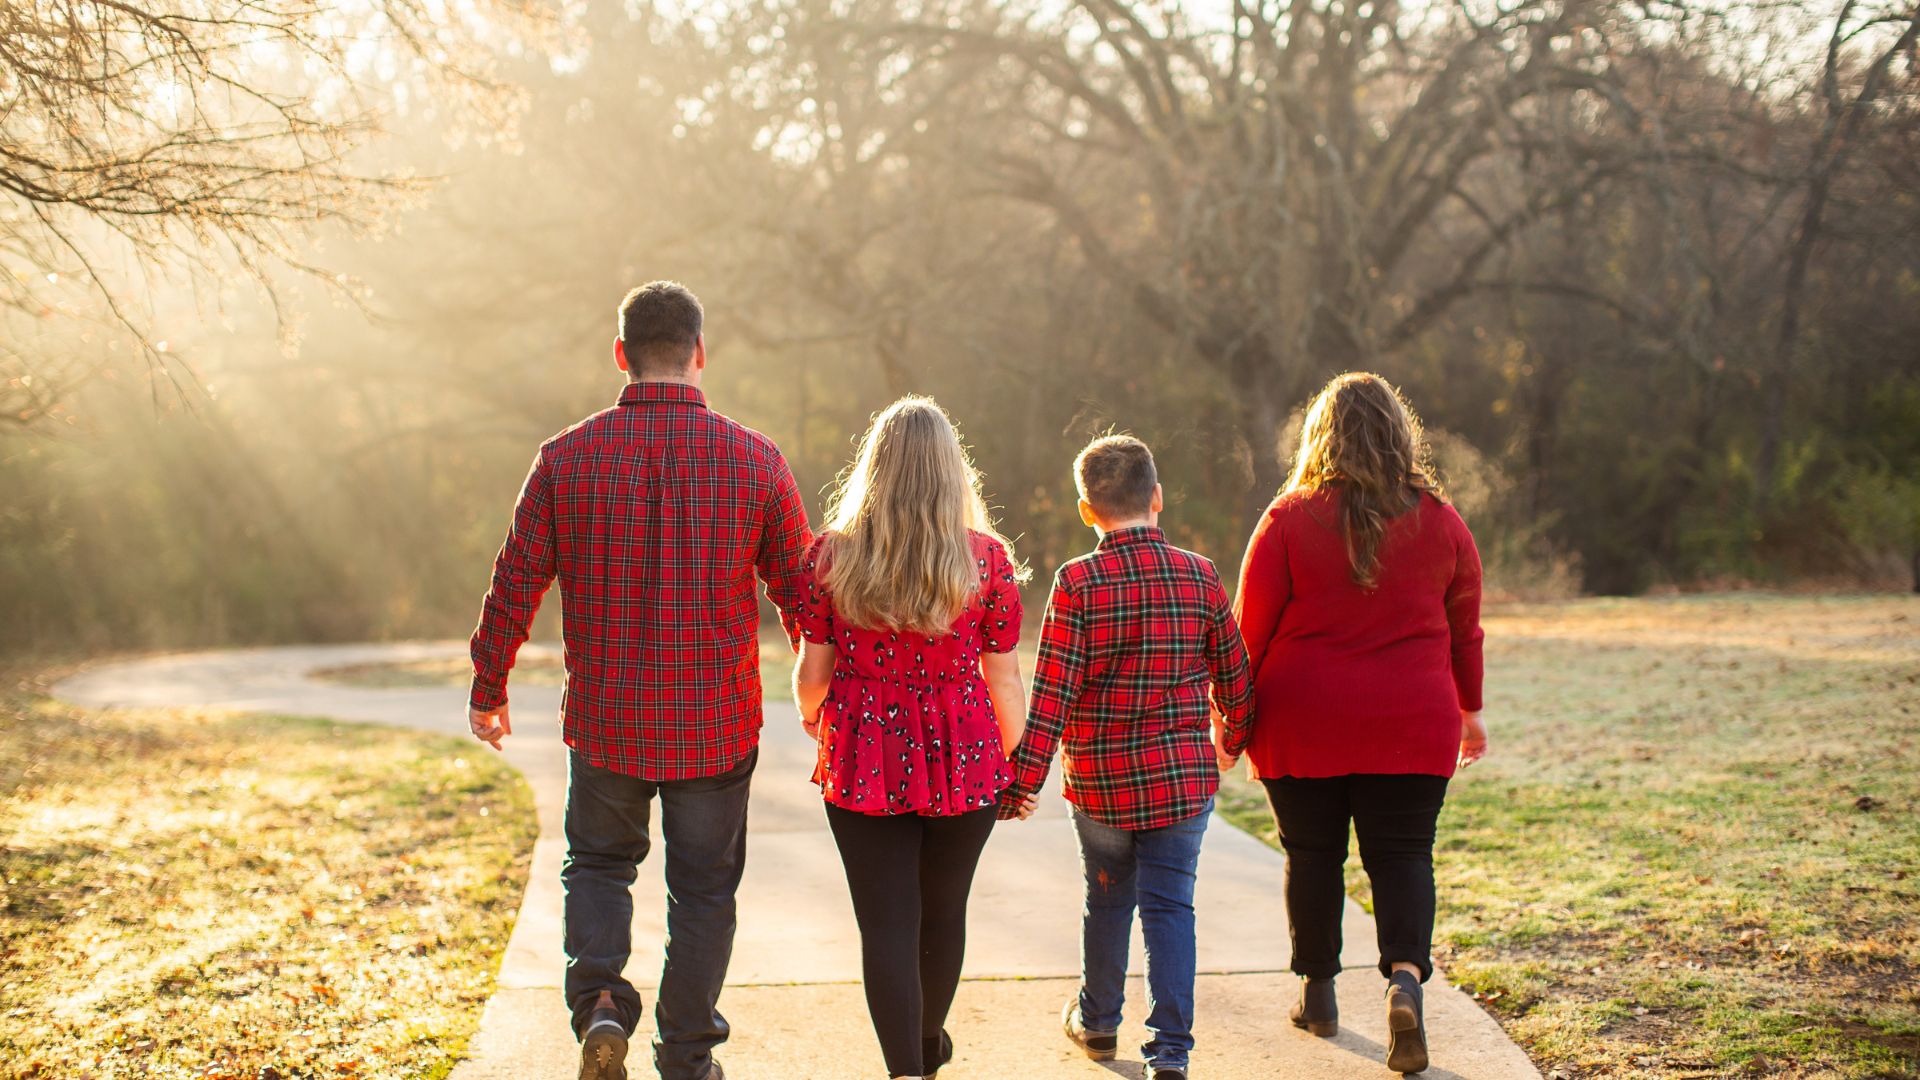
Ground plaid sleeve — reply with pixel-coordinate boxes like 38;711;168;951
1204;570;1255;756
756;451;814;649
469;449;558;711
998;575;1085;817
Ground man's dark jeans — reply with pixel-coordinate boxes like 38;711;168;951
1262;773;1449;982
562;747;756;1080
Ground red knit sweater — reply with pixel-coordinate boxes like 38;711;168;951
1232;487;1484;780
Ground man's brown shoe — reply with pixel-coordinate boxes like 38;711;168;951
579;1008;628;1080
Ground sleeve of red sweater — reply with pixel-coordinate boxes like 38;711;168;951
1445;510;1486;712
1232;500;1291;684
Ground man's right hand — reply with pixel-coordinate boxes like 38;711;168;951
469;704;511;751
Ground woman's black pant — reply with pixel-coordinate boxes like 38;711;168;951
825;803;997;1078
1262;774;1449;982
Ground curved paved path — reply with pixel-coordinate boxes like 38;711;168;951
57;645;1538;1080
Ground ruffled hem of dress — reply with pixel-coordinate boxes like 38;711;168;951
813;700;1011;817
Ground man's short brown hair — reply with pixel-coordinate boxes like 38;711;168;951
1075;434;1158;518
618;281;703;376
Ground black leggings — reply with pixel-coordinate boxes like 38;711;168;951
825;803;997;1078
1263;774;1449;982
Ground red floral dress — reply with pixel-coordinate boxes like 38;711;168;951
796;530;1024;816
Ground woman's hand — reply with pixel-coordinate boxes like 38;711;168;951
792;639;835;742
1458;710;1489;769
981;650;1028;755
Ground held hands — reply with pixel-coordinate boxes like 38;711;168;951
1458;710;1489;769
996;791;1040;821
468;704;511;751
801;711;821;742
1214;744;1241;774
1210;711;1241;774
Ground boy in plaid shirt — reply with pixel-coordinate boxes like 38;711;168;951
998;434;1253;1080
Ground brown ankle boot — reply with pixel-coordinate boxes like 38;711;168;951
1289;976;1338;1037
1385;971;1429;1073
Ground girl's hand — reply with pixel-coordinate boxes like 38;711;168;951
801;712;821;742
1458;710;1489;769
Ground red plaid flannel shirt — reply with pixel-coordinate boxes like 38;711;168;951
999;526;1254;830
468;381;813;780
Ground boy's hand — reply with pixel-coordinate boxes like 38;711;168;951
996;790;1038;821
801;710;821;742
1211;723;1240;773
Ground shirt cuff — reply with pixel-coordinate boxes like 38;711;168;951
469;676;508;712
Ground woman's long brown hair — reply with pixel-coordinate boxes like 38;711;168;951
1283;372;1445;589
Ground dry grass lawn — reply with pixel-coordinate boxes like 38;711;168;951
1219;594;1920;1079
0;668;535;1080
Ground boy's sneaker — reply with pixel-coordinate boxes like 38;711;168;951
1151;1069;1188;1080
578;1007;628;1080
1061;999;1118;1061
1385;971;1429;1074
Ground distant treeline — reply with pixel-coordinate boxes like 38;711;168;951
4;0;1917;655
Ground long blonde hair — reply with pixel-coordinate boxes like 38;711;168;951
1285;372;1445;589
819;396;1027;634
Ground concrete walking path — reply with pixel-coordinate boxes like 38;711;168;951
56;644;1538;1080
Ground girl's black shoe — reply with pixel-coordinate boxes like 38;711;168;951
1385;971;1429;1074
922;1029;953;1079
1289;976;1338;1037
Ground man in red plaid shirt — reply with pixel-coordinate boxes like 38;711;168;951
997;434;1252;1080
466;282;811;1080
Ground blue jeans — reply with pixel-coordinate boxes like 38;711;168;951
1072;799;1210;1071
562;748;755;1080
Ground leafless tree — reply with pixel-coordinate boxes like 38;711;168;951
699;0;1917;511
0;0;562;422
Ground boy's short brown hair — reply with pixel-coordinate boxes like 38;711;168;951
1075;434;1158;519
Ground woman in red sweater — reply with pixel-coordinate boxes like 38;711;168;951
1229;372;1487;1075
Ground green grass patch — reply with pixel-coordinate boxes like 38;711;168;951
0;667;536;1080
1217;594;1920;1079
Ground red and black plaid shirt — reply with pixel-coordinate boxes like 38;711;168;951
999;526;1254;830
469;381;813;781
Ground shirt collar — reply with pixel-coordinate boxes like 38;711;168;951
618;381;707;409
1097;525;1165;550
